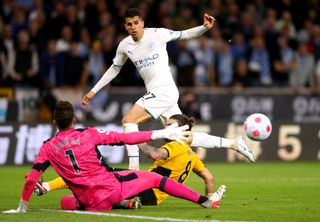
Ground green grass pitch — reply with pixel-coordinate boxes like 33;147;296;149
1;162;319;222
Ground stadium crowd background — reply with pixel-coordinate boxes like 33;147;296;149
0;0;320;121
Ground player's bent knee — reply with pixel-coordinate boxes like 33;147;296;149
60;195;79;210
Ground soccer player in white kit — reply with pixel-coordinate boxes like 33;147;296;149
82;8;254;170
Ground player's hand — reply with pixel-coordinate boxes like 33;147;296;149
151;123;191;144
2;208;25;213
165;123;191;144
3;200;27;213
203;13;215;29
82;90;96;108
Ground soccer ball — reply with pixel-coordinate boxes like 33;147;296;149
243;113;272;141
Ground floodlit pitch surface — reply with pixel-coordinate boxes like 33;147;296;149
1;162;319;222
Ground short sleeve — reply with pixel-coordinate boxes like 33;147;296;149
192;154;205;173
161;141;185;161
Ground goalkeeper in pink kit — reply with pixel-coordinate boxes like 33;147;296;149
8;101;223;213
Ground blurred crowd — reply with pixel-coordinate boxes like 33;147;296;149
1;0;320;94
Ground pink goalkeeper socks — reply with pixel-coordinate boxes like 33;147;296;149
160;177;202;203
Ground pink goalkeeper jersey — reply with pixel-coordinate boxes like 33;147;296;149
31;128;153;207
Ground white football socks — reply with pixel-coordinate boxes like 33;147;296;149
191;132;236;150
123;123;140;170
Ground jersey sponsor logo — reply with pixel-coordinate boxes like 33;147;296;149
53;138;69;152
133;53;159;70
147;42;156;51
71;136;80;145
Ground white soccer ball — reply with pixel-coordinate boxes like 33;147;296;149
243;113;272;141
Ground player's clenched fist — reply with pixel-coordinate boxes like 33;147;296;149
203;13;215;29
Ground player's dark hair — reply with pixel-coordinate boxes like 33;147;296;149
53;101;75;130
124;8;143;20
169;114;195;131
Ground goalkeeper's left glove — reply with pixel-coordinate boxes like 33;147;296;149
3;199;27;214
151;123;190;144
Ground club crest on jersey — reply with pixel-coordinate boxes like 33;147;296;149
147;42;156;51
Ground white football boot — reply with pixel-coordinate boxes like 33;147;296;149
235;136;255;162
201;185;227;208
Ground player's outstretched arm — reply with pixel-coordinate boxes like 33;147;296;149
102;124;190;145
3;168;43;213
138;143;169;161
82;65;120;108
178;14;215;40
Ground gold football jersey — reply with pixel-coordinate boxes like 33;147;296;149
149;141;205;204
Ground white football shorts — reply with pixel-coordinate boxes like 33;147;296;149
136;87;182;120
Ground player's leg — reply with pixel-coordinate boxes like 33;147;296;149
61;193;140;211
123;89;179;170
34;176;68;196
163;106;253;161
163;104;254;162
122;104;152;170
190;133;255;162
116;170;221;208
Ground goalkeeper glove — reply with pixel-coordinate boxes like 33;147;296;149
151;123;190;144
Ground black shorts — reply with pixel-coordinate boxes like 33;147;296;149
137;188;157;205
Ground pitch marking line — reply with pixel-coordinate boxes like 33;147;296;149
35;208;248;222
